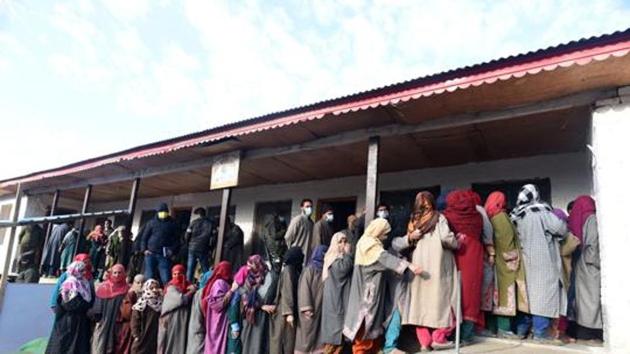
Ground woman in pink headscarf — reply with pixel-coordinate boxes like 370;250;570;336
91;264;130;353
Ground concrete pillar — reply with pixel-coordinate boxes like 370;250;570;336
591;100;630;352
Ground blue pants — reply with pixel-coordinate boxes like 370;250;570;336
187;250;210;281
516;313;551;338
384;309;401;353
144;253;171;285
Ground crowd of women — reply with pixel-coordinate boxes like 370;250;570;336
44;183;601;353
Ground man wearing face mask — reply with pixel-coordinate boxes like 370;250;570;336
141;203;179;284
284;199;315;263
313;204;335;248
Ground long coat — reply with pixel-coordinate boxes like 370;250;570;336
130;307;160;354
186;290;206;354
270;265;300;354
295;265;324;353
91;295;126;354
575;215;602;329
395;215;459;328
320;254;353;345
343;252;409;341
159;285;193;354
514;209;567;318
45;294;93;354
241;272;278;354
490;212;528;316
284;215;314;262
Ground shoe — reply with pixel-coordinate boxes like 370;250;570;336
431;341;455;350
532;335;565;346
419;347;432;352
498;330;523;340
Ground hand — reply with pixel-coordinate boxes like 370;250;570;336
408;229;422;241
144;250;152;256
231;282;239;292
286;314;295;327
231;330;240;339
303;310;314;318
187;285;197;292
487;255;496;266
261;305;276;314
343;243;352;254
456;233;467;243
408;263;423;275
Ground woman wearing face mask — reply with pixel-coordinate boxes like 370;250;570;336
117;274;145;354
320;233;353;354
343;219;423;354
158;264;197;354
91;264;131;354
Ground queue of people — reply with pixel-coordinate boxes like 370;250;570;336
37;184;602;353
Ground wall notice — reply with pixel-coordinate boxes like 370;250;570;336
210;151;241;190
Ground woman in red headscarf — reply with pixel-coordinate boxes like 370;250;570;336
91;264;130;354
158;264;197;354
202;261;233;354
443;190;484;344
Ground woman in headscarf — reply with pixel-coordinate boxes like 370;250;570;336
92;264;130;354
510;184;567;344
568;196;602;342
442;189;484;344
88;224;108;280
320;232;353;354
131;279;162;354
117;274;145;354
390;191;459;351
295;245;328;354
50;253;94;311
187;270;213;354
270;246;304;354
159;264;197;354
237;255;277;354
202;261;233;354
343;219;422;354
46;261;94;354
484;191;528;338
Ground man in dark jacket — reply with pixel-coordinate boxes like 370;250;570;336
141;203;179;284
185;207;214;281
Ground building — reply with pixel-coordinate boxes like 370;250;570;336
1;28;630;352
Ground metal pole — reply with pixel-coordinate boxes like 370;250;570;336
455;270;461;353
74;185;92;256
214;188;232;266
127;178;141;229
41;189;59;273
364;136;380;225
0;183;23;312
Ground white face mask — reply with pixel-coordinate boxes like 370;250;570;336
377;210;389;219
303;207;313;216
325;213;334;222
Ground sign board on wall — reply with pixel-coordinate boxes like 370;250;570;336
210;151;241;190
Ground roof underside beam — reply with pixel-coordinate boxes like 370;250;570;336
22;87;618;196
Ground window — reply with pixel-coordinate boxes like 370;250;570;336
471;177;552;210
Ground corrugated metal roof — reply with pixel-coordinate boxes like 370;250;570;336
3;28;630;187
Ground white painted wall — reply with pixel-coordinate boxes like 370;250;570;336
90;152;592;246
592;102;630;353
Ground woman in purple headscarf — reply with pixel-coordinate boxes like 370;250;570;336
295;245;328;354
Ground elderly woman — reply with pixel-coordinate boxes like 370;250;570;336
131;279;163;354
343;219;422;354
117;274;145;354
394;191;460;351
46;261;94;354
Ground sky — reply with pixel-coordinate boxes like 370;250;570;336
1;0;629;181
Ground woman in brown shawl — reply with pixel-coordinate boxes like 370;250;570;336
131;279;162;354
394;191;459;351
484;191;528;338
117;274;145;354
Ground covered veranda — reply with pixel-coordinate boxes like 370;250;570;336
1;29;630;353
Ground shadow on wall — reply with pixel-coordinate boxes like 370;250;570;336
0;283;55;353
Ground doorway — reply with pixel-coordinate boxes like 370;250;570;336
253;200;293;257
316;197;357;233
